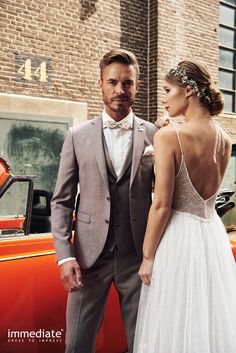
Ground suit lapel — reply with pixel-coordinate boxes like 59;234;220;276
91;116;109;191
130;116;145;188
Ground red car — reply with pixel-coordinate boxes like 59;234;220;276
0;158;128;353
1;157;235;353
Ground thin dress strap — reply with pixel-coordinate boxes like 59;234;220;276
213;121;226;163
172;123;184;156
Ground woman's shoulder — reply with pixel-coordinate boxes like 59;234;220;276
155;124;176;138
154;124;181;145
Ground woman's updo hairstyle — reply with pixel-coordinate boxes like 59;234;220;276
165;61;224;116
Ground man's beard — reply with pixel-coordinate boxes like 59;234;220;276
103;95;134;113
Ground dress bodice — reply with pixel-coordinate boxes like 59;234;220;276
171;123;225;220
172;156;218;219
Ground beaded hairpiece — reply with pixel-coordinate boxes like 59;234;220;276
169;66;211;103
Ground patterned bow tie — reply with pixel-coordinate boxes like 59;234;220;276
103;120;133;130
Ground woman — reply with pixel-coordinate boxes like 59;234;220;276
133;61;236;353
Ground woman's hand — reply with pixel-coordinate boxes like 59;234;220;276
154;117;170;128
138;258;155;286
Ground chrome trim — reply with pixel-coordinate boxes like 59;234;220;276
0;251;55;262
0;233;53;241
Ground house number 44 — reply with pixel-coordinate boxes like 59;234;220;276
18;58;48;82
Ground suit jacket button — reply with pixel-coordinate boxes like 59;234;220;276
105;219;109;224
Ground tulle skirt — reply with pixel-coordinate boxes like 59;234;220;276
133;210;236;353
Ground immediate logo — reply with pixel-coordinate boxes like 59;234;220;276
7;328;64;343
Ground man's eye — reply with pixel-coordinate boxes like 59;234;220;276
124;81;133;86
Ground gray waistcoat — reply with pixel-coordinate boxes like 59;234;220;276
102;137;135;254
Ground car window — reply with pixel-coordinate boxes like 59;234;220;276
0;181;29;237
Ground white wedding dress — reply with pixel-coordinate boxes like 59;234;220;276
133;125;236;353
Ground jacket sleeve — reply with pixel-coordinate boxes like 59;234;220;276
51;128;79;262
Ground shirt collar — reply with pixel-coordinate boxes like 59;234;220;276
102;109;134;127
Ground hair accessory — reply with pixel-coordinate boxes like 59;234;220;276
169;66;211;103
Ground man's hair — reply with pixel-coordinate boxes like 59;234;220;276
99;48;140;79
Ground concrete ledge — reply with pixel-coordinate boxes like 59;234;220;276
0;93;87;126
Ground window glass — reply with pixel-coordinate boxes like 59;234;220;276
0;118;67;192
220;4;235;27
219;48;234;68
219;70;235;89
222;90;234;112
220;27;235;47
219;1;236;113
0;181;29;217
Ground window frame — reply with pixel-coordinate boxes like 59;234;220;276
219;0;236;113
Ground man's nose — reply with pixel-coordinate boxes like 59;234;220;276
115;83;125;95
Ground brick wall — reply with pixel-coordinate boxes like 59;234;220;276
0;0;148;120
148;0;158;121
120;0;148;120
156;0;219;116
156;0;236;142
0;0;236;141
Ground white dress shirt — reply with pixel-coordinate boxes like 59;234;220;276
58;110;134;266
102;109;133;177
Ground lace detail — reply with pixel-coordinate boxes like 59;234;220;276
172;157;217;219
172;123;221;220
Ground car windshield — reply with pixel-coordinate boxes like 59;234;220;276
0;181;29;236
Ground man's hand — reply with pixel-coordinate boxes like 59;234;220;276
138;258;154;286
59;260;83;292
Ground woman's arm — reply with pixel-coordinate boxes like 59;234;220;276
138;127;176;285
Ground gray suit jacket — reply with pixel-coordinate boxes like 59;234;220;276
51;115;157;268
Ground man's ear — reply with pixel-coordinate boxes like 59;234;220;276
98;79;103;88
136;80;141;92
185;86;194;98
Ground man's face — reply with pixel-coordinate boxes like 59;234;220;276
99;62;140;121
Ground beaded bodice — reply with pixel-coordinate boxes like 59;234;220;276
172;156;218;219
171;123;224;220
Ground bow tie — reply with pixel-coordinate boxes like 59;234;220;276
103;120;133;130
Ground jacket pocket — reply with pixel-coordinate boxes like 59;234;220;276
77;211;91;224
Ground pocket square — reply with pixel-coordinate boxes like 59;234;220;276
142;145;154;156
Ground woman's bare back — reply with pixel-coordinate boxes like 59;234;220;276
173;121;231;201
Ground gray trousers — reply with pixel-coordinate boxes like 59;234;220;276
65;249;141;353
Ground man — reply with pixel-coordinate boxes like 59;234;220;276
51;49;157;353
